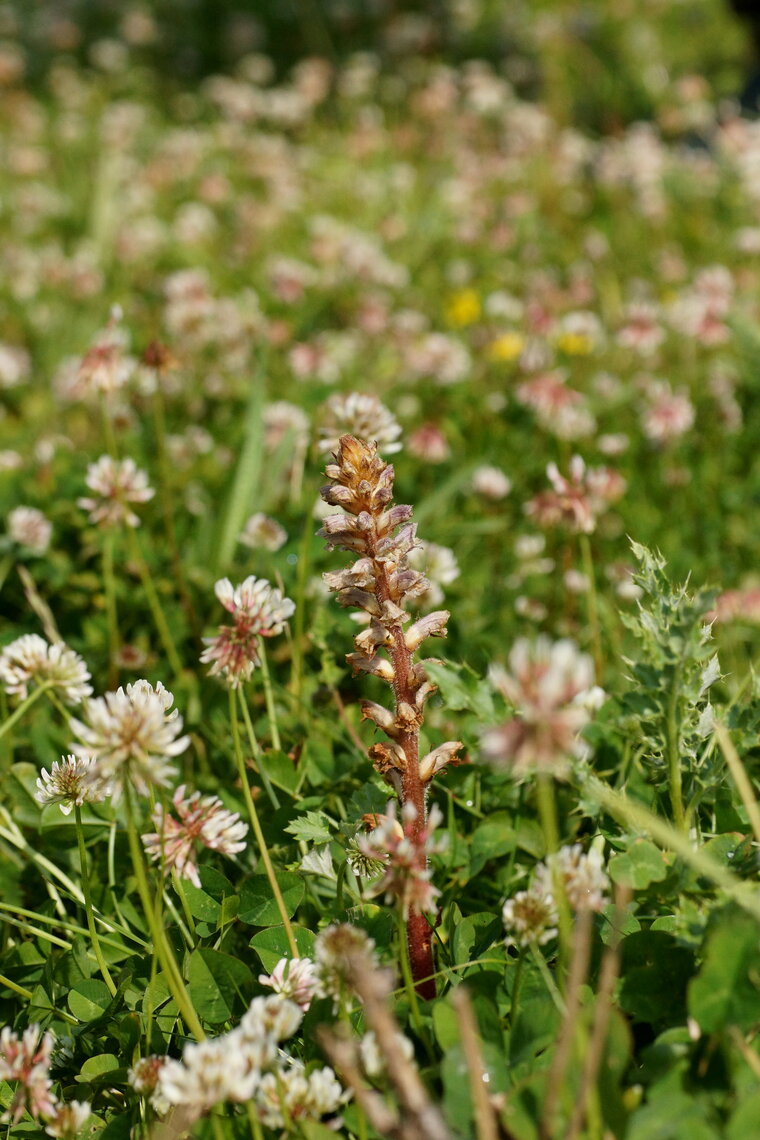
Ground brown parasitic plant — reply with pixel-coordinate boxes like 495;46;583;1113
319;434;463;998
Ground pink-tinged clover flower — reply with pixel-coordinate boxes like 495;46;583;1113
525;455;625;535
142;784;248;888
78;455;154;528
0;1024;56;1124
201;576;295;687
481;637;600;777
356;801;447;917
258;957;322;1010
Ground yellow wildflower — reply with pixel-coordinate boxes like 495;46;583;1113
445;288;481;327
487;331;525;362
556;331;594;356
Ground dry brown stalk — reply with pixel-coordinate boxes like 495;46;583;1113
563;887;630;1140
329;941;454;1140
316;1027;406;1139
539;908;594;1140
319;435;463;998
451;986;501;1140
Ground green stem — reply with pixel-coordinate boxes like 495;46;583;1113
579;532;603;680
229;689;298;958
535;773;572;968
257;639;281;752
289;514;313;700
0;682;52;744
127;528;184;679
510;951;525;1024
0;974;33;1001
102;528;120;689
530;944;565;1015
75;805;117;995
0;900;141;951
0;554;13;594
123;784;205;1041
667;664;686;832
172;871;197;942
152;385;202;644
238;688;280;810
536;772;560;855
246;1102;265;1140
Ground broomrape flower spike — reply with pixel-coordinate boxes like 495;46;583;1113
319;434;463;998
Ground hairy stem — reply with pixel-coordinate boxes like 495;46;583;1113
371;541;435;999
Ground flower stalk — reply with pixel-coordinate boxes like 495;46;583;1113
319;435;463;998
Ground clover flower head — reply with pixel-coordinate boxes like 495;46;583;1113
69;679;189;799
481;636;597;777
317;392;402;455
502;887;559;948
43;1101;92;1139
0;1024;56;1124
201;575;295;687
356;802;447;917
36;755;110;814
535;844;610;913
7;506;52;554
238;512;287;552
360;1029;415;1078
0;634;92;705
142;784;248;887
258;957;322;1010
78;455;154;528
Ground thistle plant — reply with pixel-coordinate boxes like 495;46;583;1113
617;541;719;832
319;434;463;998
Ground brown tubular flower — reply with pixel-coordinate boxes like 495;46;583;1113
319;435;463;999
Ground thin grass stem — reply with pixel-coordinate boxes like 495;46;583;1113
229;688;298;957
75;805;117;995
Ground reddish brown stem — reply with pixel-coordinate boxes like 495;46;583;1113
373;556;437;1000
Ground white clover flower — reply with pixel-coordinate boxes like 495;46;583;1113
360;1030;415;1078
240;995;303;1043
0;635;92;705
535;844;609;913
201;576;295;687
471;465;512;500
482;636;596;777
315;923;379;1002
317;392;402;455
407;541;460;608
502;886;559;948
69;680;189;799
128;1054;169;1114
78;455;154;528
157;1036;260;1114
238;512;287;552
7;506;52;555
0;1024;57;1124
43;1100;92;1138
258;957;322;1010
36;756;110;815
141;784;247;888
